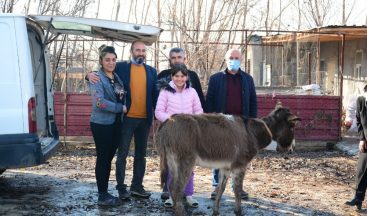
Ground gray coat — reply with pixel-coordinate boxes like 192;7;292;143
89;69;125;125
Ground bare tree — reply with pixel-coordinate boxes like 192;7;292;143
341;0;356;25
1;0;18;13
25;0;31;14
301;0;333;27
142;0;152;24
37;0;59;15
297;0;301;30
156;0;265;87
265;0;270;34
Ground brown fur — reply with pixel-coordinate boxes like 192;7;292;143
155;106;299;215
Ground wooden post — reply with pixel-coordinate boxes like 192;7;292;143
63;36;69;146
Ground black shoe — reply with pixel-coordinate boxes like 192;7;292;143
98;192;122;206
345;198;363;210
118;188;131;200
210;191;217;200
130;187;151;198
161;191;169;200
240;190;249;200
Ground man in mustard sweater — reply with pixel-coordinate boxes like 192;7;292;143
114;41;157;199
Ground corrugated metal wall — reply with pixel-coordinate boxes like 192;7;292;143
257;94;341;141
54;92;91;136
54;92;341;141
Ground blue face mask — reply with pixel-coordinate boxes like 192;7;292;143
227;59;240;71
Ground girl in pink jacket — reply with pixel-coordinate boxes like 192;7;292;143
155;64;203;208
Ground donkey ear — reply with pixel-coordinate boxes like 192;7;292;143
275;100;283;109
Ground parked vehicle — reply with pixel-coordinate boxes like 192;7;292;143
0;14;162;174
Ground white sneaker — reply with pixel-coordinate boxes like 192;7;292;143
186;196;199;208
164;197;174;208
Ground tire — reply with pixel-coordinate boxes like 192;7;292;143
0;169;6;175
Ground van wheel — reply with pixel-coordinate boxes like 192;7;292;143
0;169;5;175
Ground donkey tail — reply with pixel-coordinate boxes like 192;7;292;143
159;146;168;189
155;122;168;189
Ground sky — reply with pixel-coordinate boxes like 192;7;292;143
265;0;367;27
11;0;367;28
87;0;367;28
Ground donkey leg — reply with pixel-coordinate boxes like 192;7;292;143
213;169;230;216
167;156;185;216
232;168;246;216
170;158;195;216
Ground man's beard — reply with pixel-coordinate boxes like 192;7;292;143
170;62;184;68
134;56;145;64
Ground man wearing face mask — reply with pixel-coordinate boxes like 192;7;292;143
87;40;158;200
206;48;257;201
157;47;206;112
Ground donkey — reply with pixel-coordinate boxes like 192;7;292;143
155;106;300;215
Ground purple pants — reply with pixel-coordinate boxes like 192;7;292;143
167;169;194;196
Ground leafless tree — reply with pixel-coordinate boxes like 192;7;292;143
297;0;301;30
10;0;363;91
341;0;356;25
0;0;18;12
301;0;333;27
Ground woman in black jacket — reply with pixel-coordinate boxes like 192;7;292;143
345;85;367;210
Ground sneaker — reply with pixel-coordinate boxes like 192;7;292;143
186;196;199;208
118;188;131;200
164;197;174;208
239;190;249;200
161;191;169;200
130;187;151;198
210;191;217;200
98;192;122;206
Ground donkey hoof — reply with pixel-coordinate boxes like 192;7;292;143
234;209;243;216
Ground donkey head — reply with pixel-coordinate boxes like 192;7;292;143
267;106;301;152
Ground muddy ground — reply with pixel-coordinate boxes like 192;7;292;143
0;141;366;216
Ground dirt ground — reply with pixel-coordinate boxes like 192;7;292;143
0;141;366;216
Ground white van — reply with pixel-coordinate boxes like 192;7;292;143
0;14;162;174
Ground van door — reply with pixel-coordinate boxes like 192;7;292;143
0;17;24;134
30;15;163;45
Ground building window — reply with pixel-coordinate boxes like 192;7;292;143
320;60;327;72
355;50;363;80
356;50;363;65
263;64;271;86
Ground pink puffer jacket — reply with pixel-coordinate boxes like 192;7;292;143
155;81;203;122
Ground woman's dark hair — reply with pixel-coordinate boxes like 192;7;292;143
98;44;117;60
171;64;188;76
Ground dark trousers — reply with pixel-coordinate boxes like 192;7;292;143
116;117;150;191
90;120;121;194
355;152;367;200
213;169;243;191
213;169;220;187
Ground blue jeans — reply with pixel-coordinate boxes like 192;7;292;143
212;169;238;191
115;117;150;191
212;169;220;187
